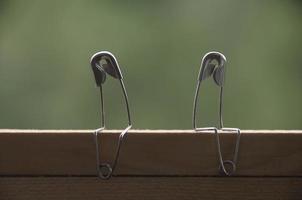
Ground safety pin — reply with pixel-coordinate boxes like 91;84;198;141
193;51;241;176
90;51;132;179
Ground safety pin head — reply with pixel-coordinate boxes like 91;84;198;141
198;51;226;87
90;51;123;86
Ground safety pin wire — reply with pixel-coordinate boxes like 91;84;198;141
195;126;241;176
218;87;224;129
94;127;105;178
120;79;132;126
100;86;105;128
215;128;241;176
94;79;132;179
220;127;241;171
192;78;201;130
193;53;241;176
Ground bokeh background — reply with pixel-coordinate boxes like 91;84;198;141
0;0;301;130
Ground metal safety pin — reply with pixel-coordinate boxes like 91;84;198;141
193;51;241;176
90;51;132;179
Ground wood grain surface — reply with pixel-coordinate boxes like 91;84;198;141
0;129;301;176
0;177;301;200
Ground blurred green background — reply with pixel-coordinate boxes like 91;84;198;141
0;0;301;130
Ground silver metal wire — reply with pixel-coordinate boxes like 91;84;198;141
94;79;132;180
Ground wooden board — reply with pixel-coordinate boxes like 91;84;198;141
0;129;301;176
0;177;301;200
